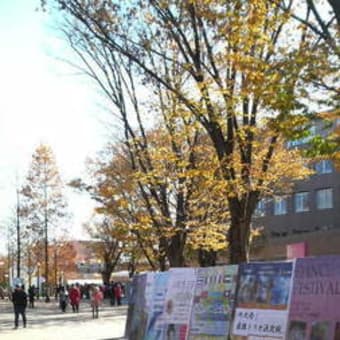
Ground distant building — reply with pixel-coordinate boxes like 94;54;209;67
251;118;340;260
61;240;130;283
63;240;103;281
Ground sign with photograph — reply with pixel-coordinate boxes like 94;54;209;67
288;256;340;340
188;265;238;339
231;261;294;339
163;268;197;340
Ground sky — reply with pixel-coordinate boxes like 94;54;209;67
0;1;111;254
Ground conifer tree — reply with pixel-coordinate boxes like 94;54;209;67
21;143;67;301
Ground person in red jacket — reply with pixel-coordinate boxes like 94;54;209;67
114;283;123;306
69;284;81;313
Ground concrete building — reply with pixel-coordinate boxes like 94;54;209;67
251;118;340;260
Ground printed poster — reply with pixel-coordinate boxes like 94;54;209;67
231;261;293;340
188;265;238;340
163;268;197;340
145;272;155;313
125;273;148;340
288;256;340;340
144;272;170;340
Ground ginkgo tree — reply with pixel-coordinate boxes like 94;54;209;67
49;0;337;264
70;144;165;270
62;18;213;269
20;143;68;301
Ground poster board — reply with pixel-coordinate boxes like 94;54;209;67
125;273;148;340
188;265;239;340
144;272;170;340
288;256;340;340
231;261;294;340
163;268;197;340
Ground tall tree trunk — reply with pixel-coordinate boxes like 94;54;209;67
128;260;136;278
28;252;32;287
198;249;217;267
101;268;113;284
168;232;186;267
158;257;167;272
228;215;251;264
54;249;58;288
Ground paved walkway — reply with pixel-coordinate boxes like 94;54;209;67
0;298;127;340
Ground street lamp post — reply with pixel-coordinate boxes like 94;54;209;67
37;262;40;300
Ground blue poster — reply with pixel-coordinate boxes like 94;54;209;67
144;272;169;340
125;273;148;340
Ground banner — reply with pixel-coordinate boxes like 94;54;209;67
125;273;148;340
231;261;293;340
287;242;308;259
288;256;340;340
163;268;197;340
144;272;170;340
188;265;238;340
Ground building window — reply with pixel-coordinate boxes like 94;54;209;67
287;126;316;148
316;188;333;209
274;197;287;215
294;192;309;212
255;199;266;217
315;160;332;174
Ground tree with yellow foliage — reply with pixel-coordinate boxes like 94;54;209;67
53;0;335;264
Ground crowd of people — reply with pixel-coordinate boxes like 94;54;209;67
54;281;125;313
7;281;127;329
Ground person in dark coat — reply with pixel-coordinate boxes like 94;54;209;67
109;282;116;306
12;285;27;329
59;287;68;312
28;285;35;308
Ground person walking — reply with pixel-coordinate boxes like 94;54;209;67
114;283;123;306
69;284;81;313
28;285;35;308
109;282;116;306
59;287;68;312
12;285;27;329
90;286;103;319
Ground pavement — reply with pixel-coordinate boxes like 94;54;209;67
0;298;127;340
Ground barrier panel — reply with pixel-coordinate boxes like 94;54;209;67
125;256;340;340
288;256;340;340
231;261;293;340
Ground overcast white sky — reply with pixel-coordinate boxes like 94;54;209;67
0;1;111;254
